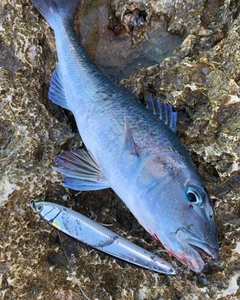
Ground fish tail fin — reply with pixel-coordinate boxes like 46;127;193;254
30;0;81;29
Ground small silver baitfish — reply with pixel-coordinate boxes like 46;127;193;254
31;200;178;275
30;0;219;272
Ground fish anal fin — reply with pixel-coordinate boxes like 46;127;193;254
146;99;177;132
48;64;70;110
53;149;110;191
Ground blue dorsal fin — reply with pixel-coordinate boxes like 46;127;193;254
146;99;177;132
53;149;110;191
123;116;139;156
48;64;70;110
123;86;141;104
146;98;156;114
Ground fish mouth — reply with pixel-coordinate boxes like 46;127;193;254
175;228;219;272
188;240;218;259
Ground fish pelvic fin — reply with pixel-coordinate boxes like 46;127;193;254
146;99;177;132
30;0;81;29
48;64;70;110
53;149;110;191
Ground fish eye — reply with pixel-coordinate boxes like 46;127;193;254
187;192;198;203
186;187;202;205
36;204;43;212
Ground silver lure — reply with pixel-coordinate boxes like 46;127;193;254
31;200;178;275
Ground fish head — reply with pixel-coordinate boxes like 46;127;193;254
133;152;219;273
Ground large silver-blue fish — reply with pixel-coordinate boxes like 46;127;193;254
30;0;219;272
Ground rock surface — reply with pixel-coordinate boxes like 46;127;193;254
76;0;181;79
0;0;239;299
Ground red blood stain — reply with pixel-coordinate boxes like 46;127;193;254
163;244;188;265
152;232;162;245
151;231;189;267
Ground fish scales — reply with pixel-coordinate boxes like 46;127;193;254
30;0;219;273
52;16;187;157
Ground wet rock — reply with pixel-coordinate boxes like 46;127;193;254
76;0;181;79
0;0;239;299
0;43;23;72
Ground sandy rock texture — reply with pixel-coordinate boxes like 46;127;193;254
0;0;239;299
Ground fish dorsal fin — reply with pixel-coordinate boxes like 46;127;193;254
123;86;141;104
123;116;139;156
48;63;70;110
52;149;110;191
146;99;177;132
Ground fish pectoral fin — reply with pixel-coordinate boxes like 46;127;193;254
123;116;139;157
53;149;110;191
146;99;177;132
48;63;70;110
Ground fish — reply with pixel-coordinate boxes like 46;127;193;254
31;200;178;275
30;0;219;273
